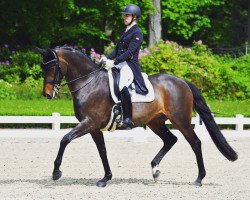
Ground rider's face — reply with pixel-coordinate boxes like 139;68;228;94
123;14;133;25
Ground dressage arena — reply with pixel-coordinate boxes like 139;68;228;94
0;129;250;200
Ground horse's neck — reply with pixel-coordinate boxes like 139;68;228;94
64;54;100;93
65;55;98;82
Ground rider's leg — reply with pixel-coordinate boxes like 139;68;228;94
118;63;134;128
120;86;134;128
118;64;134;91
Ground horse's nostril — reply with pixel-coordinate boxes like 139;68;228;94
44;93;52;99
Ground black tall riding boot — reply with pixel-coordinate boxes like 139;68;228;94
120;87;134;129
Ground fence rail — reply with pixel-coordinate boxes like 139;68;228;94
0;112;249;132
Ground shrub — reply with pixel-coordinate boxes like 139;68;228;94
1;43;249;100
104;42;116;55
0;44;15;64
13;77;43;100
0;49;42;83
0;79;16;100
140;40;249;100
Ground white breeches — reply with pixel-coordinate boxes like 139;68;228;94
115;62;134;91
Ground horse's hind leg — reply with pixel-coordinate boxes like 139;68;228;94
147;121;178;182
176;125;206;186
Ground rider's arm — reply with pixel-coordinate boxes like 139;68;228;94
114;31;143;65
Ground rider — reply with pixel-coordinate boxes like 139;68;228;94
101;4;148;129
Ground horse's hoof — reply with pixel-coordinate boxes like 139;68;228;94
152;165;161;182
194;181;202;187
96;180;107;188
153;170;161;182
52;170;62;180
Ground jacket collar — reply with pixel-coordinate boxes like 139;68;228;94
125;21;137;32
121;24;139;39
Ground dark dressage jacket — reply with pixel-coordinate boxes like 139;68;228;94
107;24;148;95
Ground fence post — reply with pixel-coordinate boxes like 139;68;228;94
194;113;210;141
235;114;244;132
52;112;61;131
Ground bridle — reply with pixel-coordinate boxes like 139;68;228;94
41;49;63;86
41;48;101;94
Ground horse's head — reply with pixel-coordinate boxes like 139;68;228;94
37;46;101;99
36;47;66;99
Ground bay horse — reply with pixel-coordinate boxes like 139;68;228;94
36;46;238;187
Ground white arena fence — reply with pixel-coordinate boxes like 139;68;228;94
0;112;249;132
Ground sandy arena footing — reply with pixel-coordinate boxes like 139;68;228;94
0;129;249;200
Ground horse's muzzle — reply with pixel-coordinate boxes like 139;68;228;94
43;84;55;99
44;93;53;99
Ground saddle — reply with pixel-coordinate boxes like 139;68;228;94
109;68;155;103
101;68;155;132
111;67;121;99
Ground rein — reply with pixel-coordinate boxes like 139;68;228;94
60;68;101;93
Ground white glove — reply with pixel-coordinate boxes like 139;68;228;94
103;59;114;70
99;56;108;63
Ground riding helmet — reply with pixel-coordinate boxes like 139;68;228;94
121;4;141;18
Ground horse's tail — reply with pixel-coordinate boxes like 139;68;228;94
186;81;238;161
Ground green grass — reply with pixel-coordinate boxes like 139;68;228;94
207;100;250;117
0;99;74;116
0;99;249;117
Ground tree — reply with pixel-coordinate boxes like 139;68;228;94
161;0;223;41
0;0;153;51
200;0;248;47
248;0;250;44
0;0;247;50
160;0;248;47
148;0;162;46
247;1;250;44
0;0;78;47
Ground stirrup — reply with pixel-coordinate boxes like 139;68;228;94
121;118;134;129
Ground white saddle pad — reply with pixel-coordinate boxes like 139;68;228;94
107;70;155;103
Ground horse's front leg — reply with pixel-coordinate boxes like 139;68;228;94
52;118;93;181
91;131;112;187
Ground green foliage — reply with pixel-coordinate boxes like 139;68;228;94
140;40;250;100
0;44;14;63
161;0;223;39
0;0;248;50
0;0;153;51
202;0;248;47
217;54;250;99
1;41;249;101
13;77;44;100
104;42;116;55
0;48;49;100
0;80;16;100
0;50;42;83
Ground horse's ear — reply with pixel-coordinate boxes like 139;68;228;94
35;46;47;56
